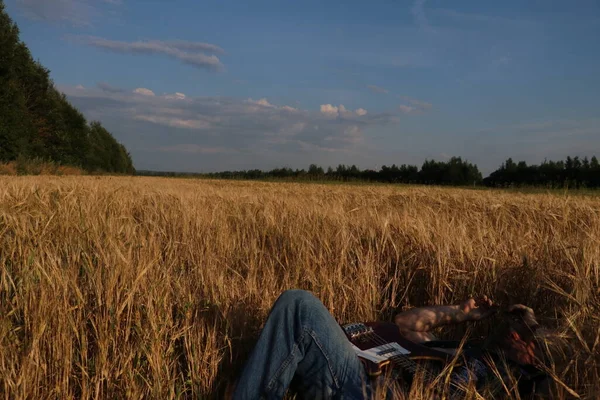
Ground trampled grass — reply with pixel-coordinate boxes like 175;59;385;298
0;176;598;399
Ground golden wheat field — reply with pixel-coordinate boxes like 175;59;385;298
0;176;599;399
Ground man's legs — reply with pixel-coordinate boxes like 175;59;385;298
233;290;369;400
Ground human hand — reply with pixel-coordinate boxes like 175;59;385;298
460;295;497;321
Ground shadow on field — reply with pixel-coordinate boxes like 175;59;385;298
165;297;266;399
208;302;266;399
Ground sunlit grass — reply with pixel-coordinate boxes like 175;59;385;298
0;176;598;398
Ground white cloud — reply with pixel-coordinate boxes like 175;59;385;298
165;92;186;100
247;98;276;108
75;84;85;90
133;88;156;97
320;104;368;118
247;99;299;113
134;115;210;130
320;104;339;116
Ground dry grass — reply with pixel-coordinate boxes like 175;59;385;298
0;176;598;399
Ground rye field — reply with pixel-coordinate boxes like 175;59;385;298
0;176;599;399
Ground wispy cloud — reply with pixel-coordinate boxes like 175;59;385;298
367;85;389;94
58;84;395;162
76;37;224;71
398;105;418;114
165;92;187;100
247;98;298;112
160;40;224;55
397;96;433;114
365;83;433;114
17;0;120;26
135;115;210;130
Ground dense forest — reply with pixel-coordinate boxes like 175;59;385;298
0;1;134;174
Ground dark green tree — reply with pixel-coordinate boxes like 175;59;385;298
308;164;324;176
484;156;599;188
0;1;134;174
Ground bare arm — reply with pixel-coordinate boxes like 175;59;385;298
395;297;496;342
395;304;469;332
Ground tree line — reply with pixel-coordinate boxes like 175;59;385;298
483;156;600;188
140;155;600;189
197;157;483;186
0;1;134;174
143;157;483;186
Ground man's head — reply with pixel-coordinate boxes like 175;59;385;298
495;305;555;397
504;304;540;340
484;303;543;366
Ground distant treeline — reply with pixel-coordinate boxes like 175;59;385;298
140;157;481;185
206;157;483;185
483;156;600;188
140;155;600;189
0;1;134;174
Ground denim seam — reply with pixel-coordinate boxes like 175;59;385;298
308;329;341;390
265;328;308;393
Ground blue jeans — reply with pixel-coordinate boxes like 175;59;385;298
233;290;372;400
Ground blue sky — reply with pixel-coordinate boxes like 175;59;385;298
6;0;600;174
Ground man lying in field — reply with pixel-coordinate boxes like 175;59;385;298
233;290;548;399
